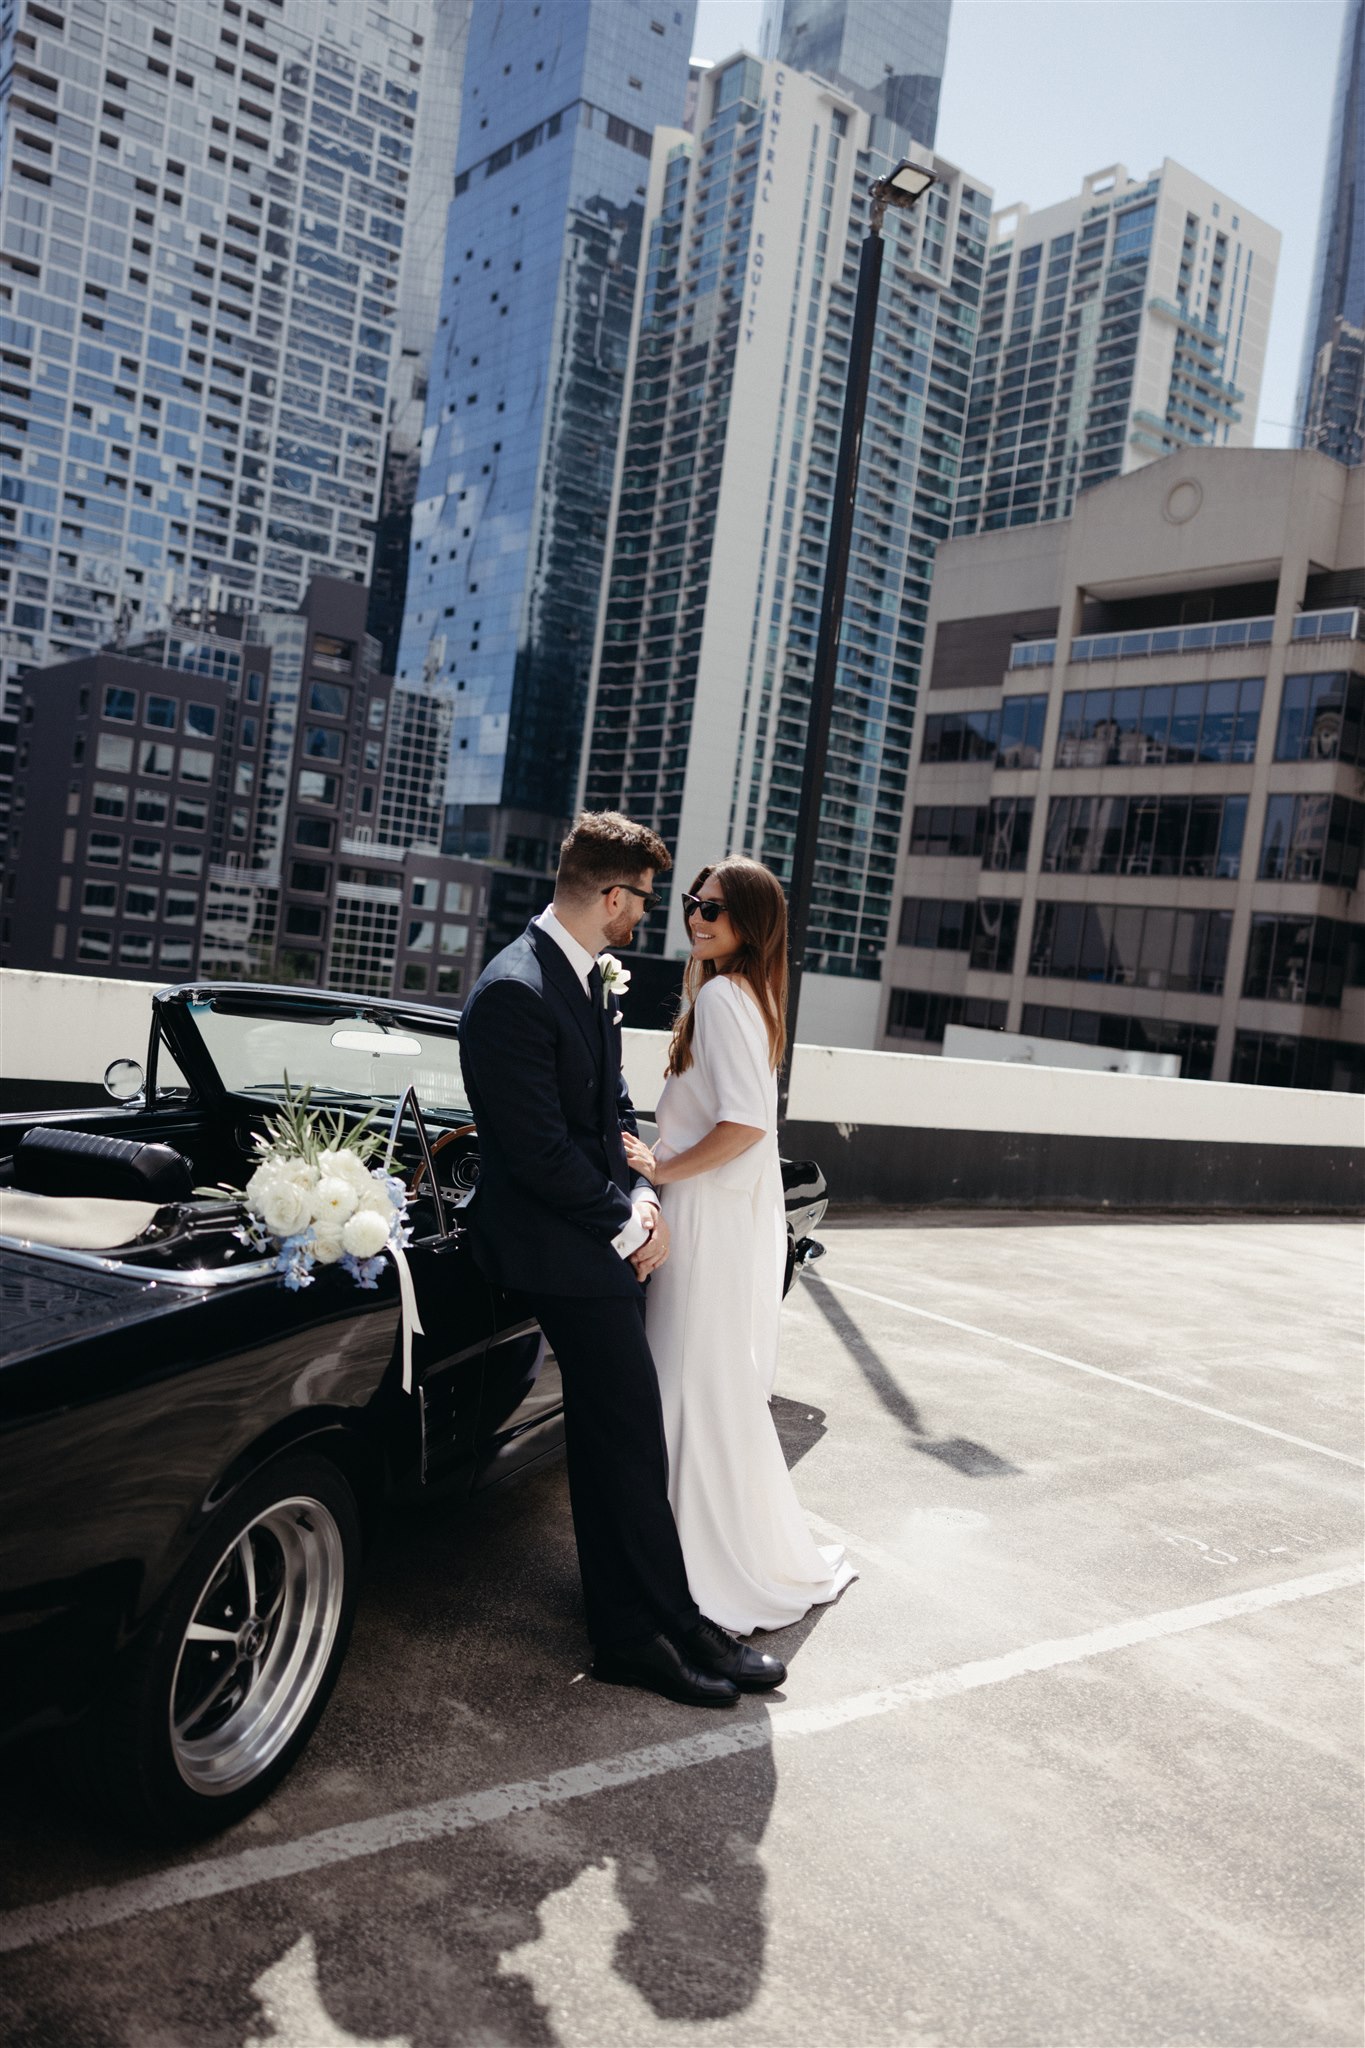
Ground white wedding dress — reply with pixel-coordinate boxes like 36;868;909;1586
645;974;856;1634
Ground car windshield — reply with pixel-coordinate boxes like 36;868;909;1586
186;995;470;1114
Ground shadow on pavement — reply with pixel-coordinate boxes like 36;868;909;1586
802;1271;1022;1478
0;1459;836;2045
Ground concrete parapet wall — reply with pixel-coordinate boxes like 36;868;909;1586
2;971;1361;1210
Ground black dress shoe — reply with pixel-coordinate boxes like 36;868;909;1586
681;1617;786;1691
592;1632;740;1707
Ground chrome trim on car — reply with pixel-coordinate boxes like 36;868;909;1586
0;1234;280;1288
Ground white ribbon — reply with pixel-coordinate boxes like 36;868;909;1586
389;1240;424;1395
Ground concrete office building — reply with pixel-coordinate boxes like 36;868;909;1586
758;0;952;144
879;448;1364;1092
1297;0;1364;466
953;162;1279;537
392;0;697;958
0;0;445;723
0;577;485;998
581;51;990;1044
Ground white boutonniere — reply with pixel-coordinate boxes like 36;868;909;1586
598;953;631;1012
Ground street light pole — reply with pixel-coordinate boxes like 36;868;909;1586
778;159;937;1122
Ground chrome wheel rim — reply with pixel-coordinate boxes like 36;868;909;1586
169;1493;345;1797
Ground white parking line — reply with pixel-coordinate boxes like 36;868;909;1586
1;1562;1357;1958
820;1278;1365;1469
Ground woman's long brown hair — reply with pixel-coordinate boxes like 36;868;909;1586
667;857;789;1077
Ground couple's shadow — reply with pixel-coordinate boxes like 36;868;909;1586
0;1407;841;2046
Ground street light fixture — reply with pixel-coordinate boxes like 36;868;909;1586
778;157;937;1119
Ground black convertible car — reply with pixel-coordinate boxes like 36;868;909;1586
0;983;827;1837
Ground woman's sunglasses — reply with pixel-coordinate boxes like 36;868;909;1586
680;892;728;924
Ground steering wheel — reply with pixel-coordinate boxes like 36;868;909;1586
408;1124;478;1199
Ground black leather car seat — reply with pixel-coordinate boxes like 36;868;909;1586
13;1127;195;1203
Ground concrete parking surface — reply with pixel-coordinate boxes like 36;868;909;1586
1;1212;1361;2048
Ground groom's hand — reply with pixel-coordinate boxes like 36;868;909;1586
630;1210;669;1278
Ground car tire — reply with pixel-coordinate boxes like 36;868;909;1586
80;1455;362;1840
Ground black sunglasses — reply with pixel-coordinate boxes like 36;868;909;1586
680;891;728;924
601;882;660;912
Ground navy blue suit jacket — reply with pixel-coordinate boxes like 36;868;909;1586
457;921;654;1299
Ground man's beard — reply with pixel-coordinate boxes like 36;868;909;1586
603;909;637;948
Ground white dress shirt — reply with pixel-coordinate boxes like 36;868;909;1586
533;906;656;1259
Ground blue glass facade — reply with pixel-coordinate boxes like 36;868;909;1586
1297;0;1364;462
759;0;951;145
0;0;442;731
394;0;697;894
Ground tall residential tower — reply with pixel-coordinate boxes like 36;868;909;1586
953;162;1279;537
582;52;990;1045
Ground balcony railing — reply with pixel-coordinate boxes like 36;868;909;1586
1291;607;1364;644
1070;616;1274;663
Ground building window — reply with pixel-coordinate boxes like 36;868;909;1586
92;783;128;818
135;791;170;825
984;797;1033;871
1019;1004;1217;1081
145;696;178;730
174;797;208;830
308;681;351;717
180;748;214;783
119;934;154;967
290;861;330;893
411;877;438;907
129;838;163;872
285;905;324;937
444;880;473;914
96;734;134;772
81;881;118;915
78;929;114;963
1057;679;1262;768
402;962;430;992
169;845;203;877
88;832;122;865
1028;902;1232;995
1259;794;1364;888
1275;673;1364;764
897;898;1019;973
436;965;462;996
160;939;195;971
439;923;469;955
125;886;158;920
885;990;1007;1044
295;816;335;849
1043;794;1246;879
297;771;339;805
186;704;218;738
1242;915;1359;1007
140;742;175;777
103;687;137;722
1231;1031;1365;1093
406;919;435;952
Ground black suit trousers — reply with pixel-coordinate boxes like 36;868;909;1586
528;1289;701;1652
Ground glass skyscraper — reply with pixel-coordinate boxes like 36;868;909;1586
758;0;952;145
582;53;989;1044
1297;0;1364;465
393;0;697;948
953;161;1280;537
0;0;446;725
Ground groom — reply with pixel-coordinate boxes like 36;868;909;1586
458;811;784;1706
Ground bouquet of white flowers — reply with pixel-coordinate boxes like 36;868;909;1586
209;1080;411;1293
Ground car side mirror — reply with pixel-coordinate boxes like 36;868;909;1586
104;1058;146;1103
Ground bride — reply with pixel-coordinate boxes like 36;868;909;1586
624;857;856;1636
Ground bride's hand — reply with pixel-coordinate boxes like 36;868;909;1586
623;1132;657;1177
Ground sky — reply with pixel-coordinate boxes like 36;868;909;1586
691;0;1349;449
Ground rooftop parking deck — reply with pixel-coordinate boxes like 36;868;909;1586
2;1210;1361;2046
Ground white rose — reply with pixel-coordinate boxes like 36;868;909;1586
279;1157;315;1189
355;1177;396;1217
311;1175;359;1225
311;1226;345;1265
258;1180;311;1237
318;1148;373;1192
342;1208;391;1259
